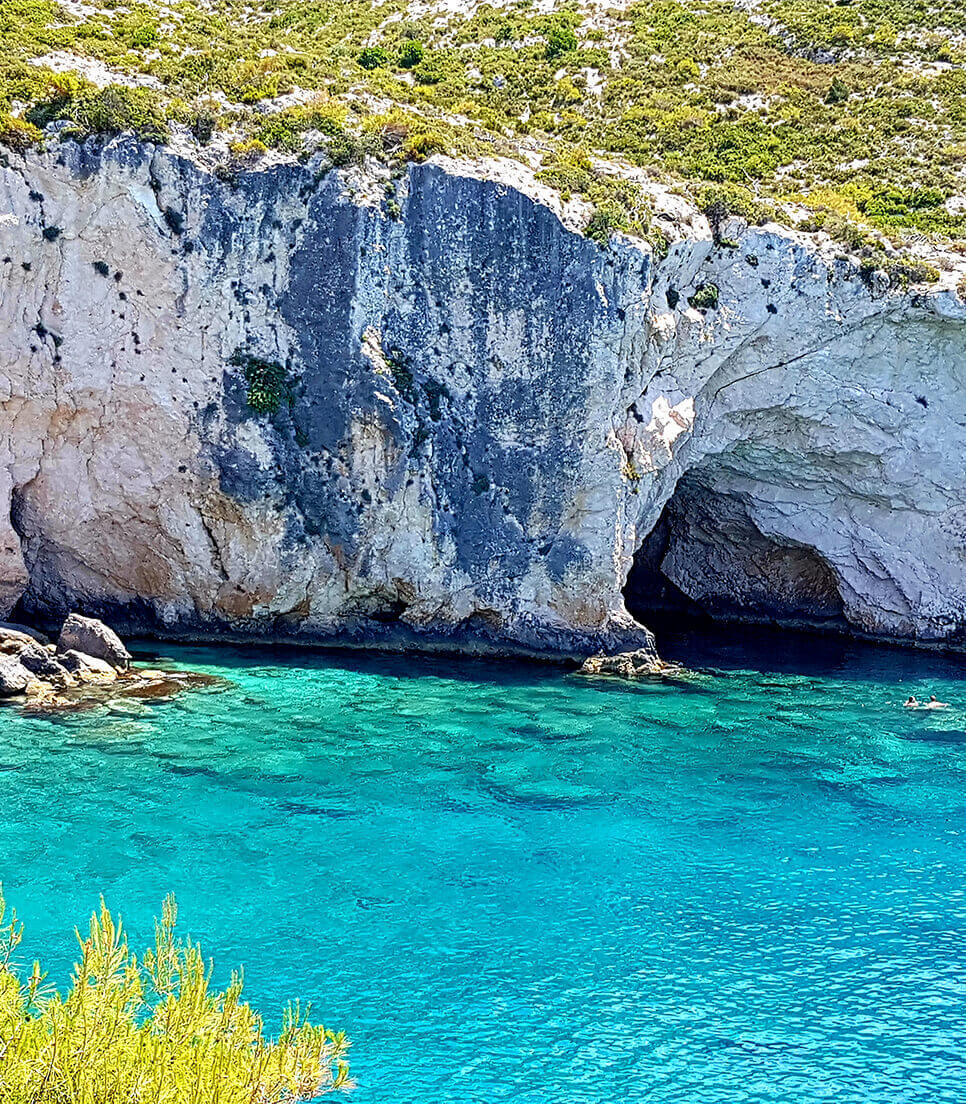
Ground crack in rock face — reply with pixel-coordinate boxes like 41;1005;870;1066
0;138;965;658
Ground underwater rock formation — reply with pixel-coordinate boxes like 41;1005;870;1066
0;141;964;656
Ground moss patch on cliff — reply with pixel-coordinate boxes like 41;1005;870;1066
230;350;293;415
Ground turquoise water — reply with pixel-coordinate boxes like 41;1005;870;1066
1;630;965;1102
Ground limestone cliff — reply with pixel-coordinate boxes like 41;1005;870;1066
1;140;964;657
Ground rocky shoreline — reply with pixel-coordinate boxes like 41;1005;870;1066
0;613;222;713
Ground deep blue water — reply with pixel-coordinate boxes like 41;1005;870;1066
1;629;965;1102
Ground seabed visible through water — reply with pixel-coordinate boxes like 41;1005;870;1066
1;626;965;1103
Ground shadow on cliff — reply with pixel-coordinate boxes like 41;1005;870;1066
128;627;966;695
648;622;966;686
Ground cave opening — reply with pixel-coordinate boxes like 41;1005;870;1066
623;472;848;638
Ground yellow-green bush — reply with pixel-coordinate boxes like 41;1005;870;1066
25;76;169;142
361;109;458;164
255;98;349;152
0;113;43;152
229;136;268;164
697;182;776;239
0;891;352;1103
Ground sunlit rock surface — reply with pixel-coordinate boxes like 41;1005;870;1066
1;140;964;655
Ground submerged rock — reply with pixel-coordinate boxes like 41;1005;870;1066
120;669;226;700
57;615;132;671
23;667;228;716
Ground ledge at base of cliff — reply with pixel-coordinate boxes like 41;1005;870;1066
19;602;657;666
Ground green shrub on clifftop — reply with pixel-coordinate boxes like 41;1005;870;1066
585;202;624;245
1;0;964;245
544;20;578;59
26;79;168;143
357;46;388;71
697;184;775;240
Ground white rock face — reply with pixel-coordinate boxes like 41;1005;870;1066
621;234;966;646
0;140;964;656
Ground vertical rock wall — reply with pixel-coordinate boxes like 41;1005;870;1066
0;140;965;655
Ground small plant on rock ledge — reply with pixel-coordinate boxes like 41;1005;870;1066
883;257;940;288
585;201;625;246
228;138;268;166
230;350;293;415
0;114;43;153
859;255;941;291
689;284;720;310
697;184;775;243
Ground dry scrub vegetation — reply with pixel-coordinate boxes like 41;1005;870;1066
0;890;352;1103
0;0;964;250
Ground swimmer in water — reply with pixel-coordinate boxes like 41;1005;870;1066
924;694;950;710
904;696;919;708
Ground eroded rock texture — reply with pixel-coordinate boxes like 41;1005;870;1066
0;141;965;655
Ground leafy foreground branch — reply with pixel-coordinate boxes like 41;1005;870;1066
0;892;352;1102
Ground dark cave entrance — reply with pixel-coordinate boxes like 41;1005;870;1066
623;473;848;636
623;498;710;628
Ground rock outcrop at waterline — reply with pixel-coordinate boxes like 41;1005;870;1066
57;611;132;669
0;615;132;695
1;141;965;656
578;649;681;679
0;615;219;709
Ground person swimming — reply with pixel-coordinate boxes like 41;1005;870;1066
923;694;950;710
904;696;919;708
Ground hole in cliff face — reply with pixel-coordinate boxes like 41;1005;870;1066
624;473;847;633
341;587;410;625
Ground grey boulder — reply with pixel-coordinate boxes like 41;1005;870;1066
57;649;118;682
578;648;679;679
18;644;69;680
57;614;131;670
0;654;31;697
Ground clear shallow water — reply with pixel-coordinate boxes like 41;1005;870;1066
1;629;966;1103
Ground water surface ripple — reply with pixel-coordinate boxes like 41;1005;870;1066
1;629;965;1102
